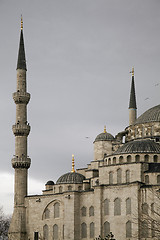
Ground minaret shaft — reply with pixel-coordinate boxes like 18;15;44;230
14;169;28;205
129;109;137;125
17;69;27;91
16;104;27;123
15;137;27;156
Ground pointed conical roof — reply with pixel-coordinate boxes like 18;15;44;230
129;75;137;109
17;29;27;71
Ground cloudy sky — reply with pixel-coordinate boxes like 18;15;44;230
0;0;160;214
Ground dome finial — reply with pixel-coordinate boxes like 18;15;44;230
132;67;134;77
71;154;75;173
104;125;106;133
21;15;23;30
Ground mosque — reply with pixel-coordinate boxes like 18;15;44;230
8;19;160;240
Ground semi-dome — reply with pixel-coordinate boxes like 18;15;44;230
135;104;160;124
56;172;85;184
94;132;115;142
114;139;160;155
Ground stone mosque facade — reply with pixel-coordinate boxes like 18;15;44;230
8;19;160;240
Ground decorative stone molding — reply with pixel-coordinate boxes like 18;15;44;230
13;91;30;104
11;157;31;169
12;123;30;136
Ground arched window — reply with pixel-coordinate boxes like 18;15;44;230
145;175;149;184
151;203;154;214
151;221;155;237
141;221;148;238
135;128;138;137
135;155;140;162
104;221;110;236
104;199;109;215
81;207;86;217
126;221;132;238
68;185;72;191
157;175;160;184
43;225;48;240
117;168;122;184
109;171;113;184
78;186;82;191
89;206;94;216
144;154;149;162
90;222;94;238
126;170;130;183
151;125;154;135
108;158;111;165
44;208;50;219
142;203;148;215
142;126;145;137
113;157;116;164
59;186;62;193
126;198;131;215
81;223;87;238
53;224;58;240
119;156;123;164
54;202;60;218
154;155;158;163
114;198;121;215
127;155;131;163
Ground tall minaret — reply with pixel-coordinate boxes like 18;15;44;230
129;67;137;125
8;16;31;240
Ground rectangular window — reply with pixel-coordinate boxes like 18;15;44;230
34;232;39;240
63;225;64;239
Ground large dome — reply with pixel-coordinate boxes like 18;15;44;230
56;172;85;184
94;132;115;142
114;139;160;155
135;104;160;124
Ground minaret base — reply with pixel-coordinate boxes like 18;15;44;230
8;206;27;240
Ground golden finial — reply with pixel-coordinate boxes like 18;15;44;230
21;15;23;30
71;154;75;173
132;67;134;77
104;125;106;133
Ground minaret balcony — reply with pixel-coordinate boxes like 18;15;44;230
12;123;30;136
13;91;30;104
11;157;31;169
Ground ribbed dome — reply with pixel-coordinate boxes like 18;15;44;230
114;139;160;155
135;104;160;124
56;172;85;184
94;132;115;142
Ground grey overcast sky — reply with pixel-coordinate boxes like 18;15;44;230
0;0;160;214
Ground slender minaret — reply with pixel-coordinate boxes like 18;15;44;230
8;16;31;240
129;67;137;125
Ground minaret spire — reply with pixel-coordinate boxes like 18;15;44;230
129;67;137;125
17;15;27;71
8;17;31;240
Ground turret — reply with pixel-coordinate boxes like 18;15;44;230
129;67;137;125
8;16;31;240
94;126;115;161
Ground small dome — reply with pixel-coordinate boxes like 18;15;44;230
135;104;160;124
56;172;85;184
94;132;115;142
114;139;160;155
45;180;54;186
